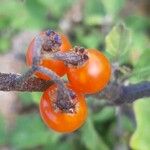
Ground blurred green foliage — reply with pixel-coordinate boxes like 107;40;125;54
9;113;61;150
130;98;150;150
0;0;150;149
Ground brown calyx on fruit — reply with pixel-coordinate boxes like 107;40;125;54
65;46;89;68
53;88;77;113
42;29;62;53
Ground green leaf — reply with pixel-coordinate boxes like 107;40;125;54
134;49;149;69
55;141;76;150
125;15;150;32
24;0;46;29
25;0;45;20
75;28;103;48
130;98;150;150
81;117;109;150
10;113;61;149
82;33;102;48
84;0;105;26
93;107;115;123
84;15;104;26
0;0;18;15
84;0;105;16
44;138;76;150
101;0;124;16
129;32;149;65
39;0;73;18
105;23;131;63
130;48;150;82
121;115;134;133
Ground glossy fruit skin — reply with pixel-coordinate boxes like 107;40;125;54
40;85;87;133
67;49;111;94
26;32;72;80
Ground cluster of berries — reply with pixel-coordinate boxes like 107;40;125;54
26;30;111;133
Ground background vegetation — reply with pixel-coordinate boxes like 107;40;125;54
0;0;149;149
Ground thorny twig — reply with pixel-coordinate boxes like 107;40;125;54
0;72;150;105
93;81;150;105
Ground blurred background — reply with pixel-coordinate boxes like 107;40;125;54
0;0;149;150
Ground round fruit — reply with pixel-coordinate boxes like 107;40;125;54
40;84;88;133
26;30;72;80
67;49;111;94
